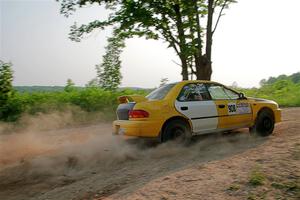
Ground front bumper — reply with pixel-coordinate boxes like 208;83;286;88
274;108;281;123
113;120;162;138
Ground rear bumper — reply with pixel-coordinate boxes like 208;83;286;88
113;120;162;138
274;108;281;123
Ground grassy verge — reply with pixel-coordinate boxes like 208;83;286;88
1;73;300;123
239;77;300;107
0;88;149;122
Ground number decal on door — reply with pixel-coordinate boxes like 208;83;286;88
228;103;237;114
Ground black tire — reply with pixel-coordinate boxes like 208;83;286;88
250;109;275;136
162;119;191;143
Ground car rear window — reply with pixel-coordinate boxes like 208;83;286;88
146;83;176;100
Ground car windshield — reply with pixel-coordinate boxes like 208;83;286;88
146;83;176;100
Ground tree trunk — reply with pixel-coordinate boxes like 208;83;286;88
206;0;214;63
180;55;189;80
174;3;189;81
195;55;212;80
194;0;214;81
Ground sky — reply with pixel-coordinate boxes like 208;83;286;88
0;0;299;88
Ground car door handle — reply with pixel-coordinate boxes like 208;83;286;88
218;104;225;108
180;106;188;111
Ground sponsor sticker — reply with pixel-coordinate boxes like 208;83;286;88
227;102;251;115
236;102;251;114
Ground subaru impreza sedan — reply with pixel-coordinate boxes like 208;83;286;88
113;81;281;142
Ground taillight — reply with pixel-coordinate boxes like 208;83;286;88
128;110;149;118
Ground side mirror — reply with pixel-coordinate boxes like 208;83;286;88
239;92;246;99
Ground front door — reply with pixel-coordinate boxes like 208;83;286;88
175;83;218;134
206;83;252;129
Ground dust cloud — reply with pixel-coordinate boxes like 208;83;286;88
0;109;261;173
0;110;266;200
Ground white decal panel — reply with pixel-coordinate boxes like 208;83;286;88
228;102;251;115
175;100;218;133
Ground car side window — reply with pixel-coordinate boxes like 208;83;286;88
178;83;211;101
224;88;240;99
207;84;239;100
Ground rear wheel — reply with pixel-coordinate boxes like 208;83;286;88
162;119;191;143
250;109;275;136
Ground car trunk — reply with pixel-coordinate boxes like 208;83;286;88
116;95;148;120
116;102;135;120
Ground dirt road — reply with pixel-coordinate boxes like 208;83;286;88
0;108;299;200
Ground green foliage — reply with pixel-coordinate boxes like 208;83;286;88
0;87;149;122
0;93;26;121
0;61;14;120
290;72;300;83
3;71;300;122
14;86;67;92
260;72;300;86
64;78;76;92
240;72;300;107
96;36;124;91
0;61;14;103
58;0;236;80
85;78;98;88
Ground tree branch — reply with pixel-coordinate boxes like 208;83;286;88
194;0;202;55
205;0;214;61
213;0;221;9
172;60;181;66
159;14;180;55
212;0;228;36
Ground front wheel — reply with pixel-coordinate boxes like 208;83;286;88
162;119;192;143
250;110;275;136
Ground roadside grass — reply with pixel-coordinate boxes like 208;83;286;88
239;79;300;107
271;181;300;192
246;194;256;200
0;88;149;122
1;73;300;123
227;162;300;200
249;167;266;186
227;184;240;191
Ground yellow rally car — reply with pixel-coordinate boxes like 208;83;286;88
113;81;281;142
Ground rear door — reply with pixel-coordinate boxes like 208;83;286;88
175;83;218;134
206;83;252;129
